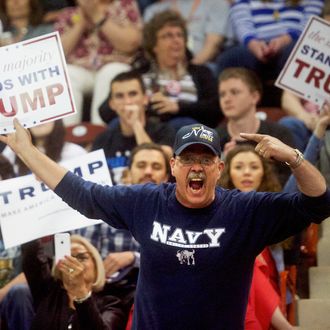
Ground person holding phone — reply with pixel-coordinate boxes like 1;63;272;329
22;235;126;330
54;233;71;264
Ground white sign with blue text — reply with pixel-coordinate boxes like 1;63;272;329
0;150;111;248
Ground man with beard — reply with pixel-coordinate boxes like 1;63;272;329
125;142;170;185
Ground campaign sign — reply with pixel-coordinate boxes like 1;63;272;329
0;150;111;249
0;31;75;134
276;16;330;106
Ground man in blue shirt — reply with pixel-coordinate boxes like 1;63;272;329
1;122;330;329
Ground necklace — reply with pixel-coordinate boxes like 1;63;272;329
273;9;280;21
260;1;280;21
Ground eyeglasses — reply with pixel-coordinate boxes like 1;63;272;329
176;155;218;167
72;252;91;263
158;32;185;40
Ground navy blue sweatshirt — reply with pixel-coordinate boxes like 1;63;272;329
55;172;330;330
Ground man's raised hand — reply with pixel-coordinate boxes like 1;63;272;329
0;118;33;155
240;132;299;165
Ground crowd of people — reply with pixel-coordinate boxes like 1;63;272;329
1;0;330;329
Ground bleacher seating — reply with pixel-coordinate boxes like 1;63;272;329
295;218;330;329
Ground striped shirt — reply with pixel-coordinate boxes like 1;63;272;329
230;0;324;45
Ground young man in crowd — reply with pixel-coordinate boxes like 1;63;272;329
1;119;330;329
125;142;170;185
216;67;295;185
92;71;174;185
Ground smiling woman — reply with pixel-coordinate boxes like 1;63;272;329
219;145;294;330
220;145;281;193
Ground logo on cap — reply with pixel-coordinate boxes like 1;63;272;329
173;123;221;156
182;125;214;143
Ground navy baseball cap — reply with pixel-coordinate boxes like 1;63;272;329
173;124;221;156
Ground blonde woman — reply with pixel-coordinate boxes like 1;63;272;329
22;235;126;330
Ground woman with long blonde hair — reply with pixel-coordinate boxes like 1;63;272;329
22;235;127;329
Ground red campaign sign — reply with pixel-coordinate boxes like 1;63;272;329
0;31;76;134
276;16;330;107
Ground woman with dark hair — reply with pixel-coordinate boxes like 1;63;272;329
220;144;282;193
0;154;15;180
99;9;221;131
15;120;65;175
219;145;293;330
0;0;53;45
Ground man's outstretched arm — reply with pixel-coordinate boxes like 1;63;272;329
0;119;68;190
240;132;327;197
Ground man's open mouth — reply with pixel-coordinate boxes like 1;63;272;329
189;178;204;191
